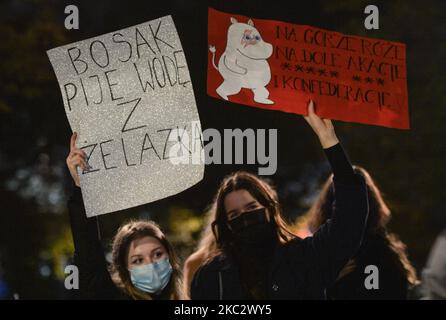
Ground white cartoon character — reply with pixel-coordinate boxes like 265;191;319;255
209;17;274;104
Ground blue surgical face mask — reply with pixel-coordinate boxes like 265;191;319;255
128;257;173;294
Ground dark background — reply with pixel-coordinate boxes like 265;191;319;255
0;0;445;299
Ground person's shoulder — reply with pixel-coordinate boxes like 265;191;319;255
282;236;312;258
199;253;228;271
185;249;207;269
357;234;408;276
191;253;226;288
192;252;235;281
190;253;227;299
284;236;304;247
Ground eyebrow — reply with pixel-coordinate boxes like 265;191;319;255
129;246;163;260
227;201;257;215
151;246;163;254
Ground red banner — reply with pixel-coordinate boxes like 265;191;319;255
207;8;409;129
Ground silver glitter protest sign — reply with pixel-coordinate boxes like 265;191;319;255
47;15;204;217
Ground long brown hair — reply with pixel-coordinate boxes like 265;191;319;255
306;166;418;286
110;220;185;300
196;171;296;264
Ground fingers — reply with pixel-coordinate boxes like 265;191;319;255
323;119;334;130
303;100;313;124
68;132;87;161
304;100;333;129
302;99;338;148
304;99;324;128
67;132;91;174
308;99;315;116
68;149;87;160
70;132;77;151
304;100;318;120
68;154;89;171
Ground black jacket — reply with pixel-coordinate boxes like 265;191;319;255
67;186;127;299
191;145;369;300
327;233;410;300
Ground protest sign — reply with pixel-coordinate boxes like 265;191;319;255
207;8;409;129
48;15;204;217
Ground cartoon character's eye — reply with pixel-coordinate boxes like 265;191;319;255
255;35;261;41
245;35;251;40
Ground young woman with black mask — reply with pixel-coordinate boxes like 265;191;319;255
190;100;369;299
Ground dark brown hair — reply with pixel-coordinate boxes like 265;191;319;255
305;166;418;286
110;220;185;300
197;171;296;263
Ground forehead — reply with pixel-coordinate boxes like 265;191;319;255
128;236;163;255
224;189;257;212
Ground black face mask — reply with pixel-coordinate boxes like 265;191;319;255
227;208;276;246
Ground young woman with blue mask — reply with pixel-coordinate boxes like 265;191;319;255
66;134;184;299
